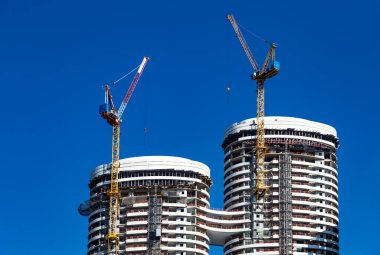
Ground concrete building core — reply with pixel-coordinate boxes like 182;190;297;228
84;116;339;255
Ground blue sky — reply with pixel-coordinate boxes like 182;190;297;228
0;1;379;254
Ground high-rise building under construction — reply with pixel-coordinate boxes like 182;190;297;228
82;116;339;255
221;116;339;255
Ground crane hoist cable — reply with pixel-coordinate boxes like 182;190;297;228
99;56;150;255
227;14;280;205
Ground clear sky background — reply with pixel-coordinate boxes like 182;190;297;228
0;1;379;254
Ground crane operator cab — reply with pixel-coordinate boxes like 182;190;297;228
99;85;120;126
99;104;120;126
252;60;280;80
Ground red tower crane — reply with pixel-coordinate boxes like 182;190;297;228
99;56;150;255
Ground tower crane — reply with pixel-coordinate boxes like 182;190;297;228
227;14;280;203
99;56;149;255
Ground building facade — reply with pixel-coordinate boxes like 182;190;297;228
84;116;339;255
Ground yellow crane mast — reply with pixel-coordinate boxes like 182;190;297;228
227;14;280;203
99;57;150;255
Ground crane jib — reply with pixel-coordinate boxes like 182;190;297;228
117;57;149;118
117;72;141;117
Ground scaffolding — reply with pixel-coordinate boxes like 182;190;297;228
279;143;293;255
147;185;162;255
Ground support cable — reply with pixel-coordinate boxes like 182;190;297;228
237;22;272;45
113;65;140;85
